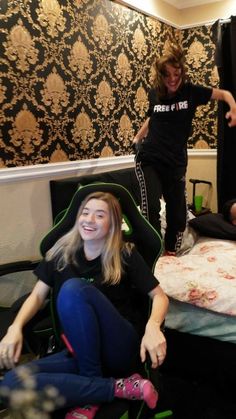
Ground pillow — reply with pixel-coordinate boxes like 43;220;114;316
189;213;236;240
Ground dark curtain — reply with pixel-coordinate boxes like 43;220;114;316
212;16;236;212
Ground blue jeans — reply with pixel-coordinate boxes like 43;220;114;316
1;278;140;408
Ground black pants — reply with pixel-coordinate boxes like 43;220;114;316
135;154;187;252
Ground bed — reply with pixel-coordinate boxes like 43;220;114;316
156;235;236;343
156;211;236;341
155;212;236;400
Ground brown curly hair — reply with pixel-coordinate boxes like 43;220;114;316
153;44;187;99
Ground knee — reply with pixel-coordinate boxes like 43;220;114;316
58;277;86;298
57;278;88;312
1;368;20;394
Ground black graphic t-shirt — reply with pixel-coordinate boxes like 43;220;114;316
139;82;212;168
34;247;159;335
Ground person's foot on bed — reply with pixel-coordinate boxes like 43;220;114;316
163;250;176;256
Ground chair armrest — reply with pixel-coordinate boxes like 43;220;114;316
0;260;40;276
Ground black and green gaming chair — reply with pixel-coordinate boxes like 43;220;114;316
38;182;170;419
0;182;172;418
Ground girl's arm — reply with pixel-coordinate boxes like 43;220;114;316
140;285;169;369
0;280;50;369
211;88;236;127
133;118;150;144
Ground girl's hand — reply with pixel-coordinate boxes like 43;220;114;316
140;318;167;369
0;325;23;370
226;107;236;127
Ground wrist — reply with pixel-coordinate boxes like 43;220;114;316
8;323;23;333
147;318;161;329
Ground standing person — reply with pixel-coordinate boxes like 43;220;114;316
0;191;168;419
133;44;236;256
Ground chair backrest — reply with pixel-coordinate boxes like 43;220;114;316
41;182;163;270
50;168;141;222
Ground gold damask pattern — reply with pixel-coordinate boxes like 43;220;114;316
116;51;132;86
0;79;7;104
182;25;218;148
0;0;218;167
41;67;70;114
69;37;93;79
92;14;113;49
95;77;116;117
132;25;148;61
134;86;149;118
118;112;134;148
9;103;43;155
72;108;96;150
4;19;38;72
36;0;66;37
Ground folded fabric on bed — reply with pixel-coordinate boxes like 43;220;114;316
165;298;236;343
155;237;236;316
189;213;236;240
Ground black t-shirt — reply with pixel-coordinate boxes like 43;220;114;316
139;82;212;168
34;247;159;335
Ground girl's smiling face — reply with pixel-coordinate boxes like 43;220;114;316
78;198;111;243
163;63;183;95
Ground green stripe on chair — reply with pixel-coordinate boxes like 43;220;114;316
154;410;173;418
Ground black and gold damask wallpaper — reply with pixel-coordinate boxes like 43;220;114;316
0;0;218;167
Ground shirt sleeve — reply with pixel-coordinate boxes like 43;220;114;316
124;247;159;294
190;83;213;106
33;258;55;288
147;89;156;117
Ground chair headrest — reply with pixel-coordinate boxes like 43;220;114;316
40;182;162;269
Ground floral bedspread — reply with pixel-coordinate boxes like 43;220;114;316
155;237;236;316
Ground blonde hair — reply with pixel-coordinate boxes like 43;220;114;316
46;191;131;285
153;44;187;99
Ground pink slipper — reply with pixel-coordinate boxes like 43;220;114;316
65;404;99;419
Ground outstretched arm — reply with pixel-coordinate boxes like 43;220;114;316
140;285;169;369
211;88;236;127
0;280;50;369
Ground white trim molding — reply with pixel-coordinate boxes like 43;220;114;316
163;0;223;10
188;149;216;158
0;150;216;184
113;0;228;29
114;0;180;28
0;155;135;184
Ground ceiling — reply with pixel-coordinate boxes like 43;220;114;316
162;0;224;9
